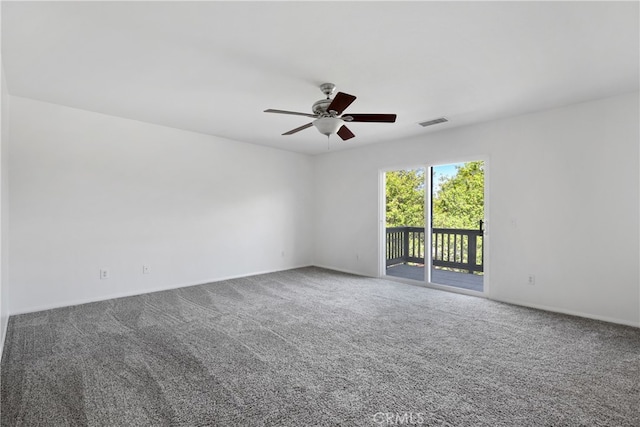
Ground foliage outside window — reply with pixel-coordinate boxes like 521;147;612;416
386;161;484;230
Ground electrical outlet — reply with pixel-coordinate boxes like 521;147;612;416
143;265;150;274
527;274;535;285
100;269;109;280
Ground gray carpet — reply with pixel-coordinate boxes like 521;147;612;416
1;267;639;426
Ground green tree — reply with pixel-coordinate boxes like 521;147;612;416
385;169;425;227
432;161;484;229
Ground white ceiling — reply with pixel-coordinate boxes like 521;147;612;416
2;1;638;155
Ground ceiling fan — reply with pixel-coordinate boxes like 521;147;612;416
264;83;397;141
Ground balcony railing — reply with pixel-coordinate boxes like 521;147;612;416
386;226;483;274
386;227;425;266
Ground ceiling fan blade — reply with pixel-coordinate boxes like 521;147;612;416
264;109;318;118
337;125;355;141
327;92;357;115
343;113;397;123
282;122;314;135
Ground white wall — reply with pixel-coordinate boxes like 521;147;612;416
5;92;639;327
8;96;313;314
314;92;640;327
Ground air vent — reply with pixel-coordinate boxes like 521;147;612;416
418;117;448;127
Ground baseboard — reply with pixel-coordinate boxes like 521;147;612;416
8;265;638;329
0;314;7;362
316;265;639;328
490;296;640;328
312;264;374;278
8;264;314;316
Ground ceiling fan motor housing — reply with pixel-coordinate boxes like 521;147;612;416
312;98;332;116
313;83;338;115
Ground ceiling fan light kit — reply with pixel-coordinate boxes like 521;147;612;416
264;83;397;141
313;117;345;136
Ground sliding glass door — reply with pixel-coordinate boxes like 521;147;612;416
381;160;487;294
